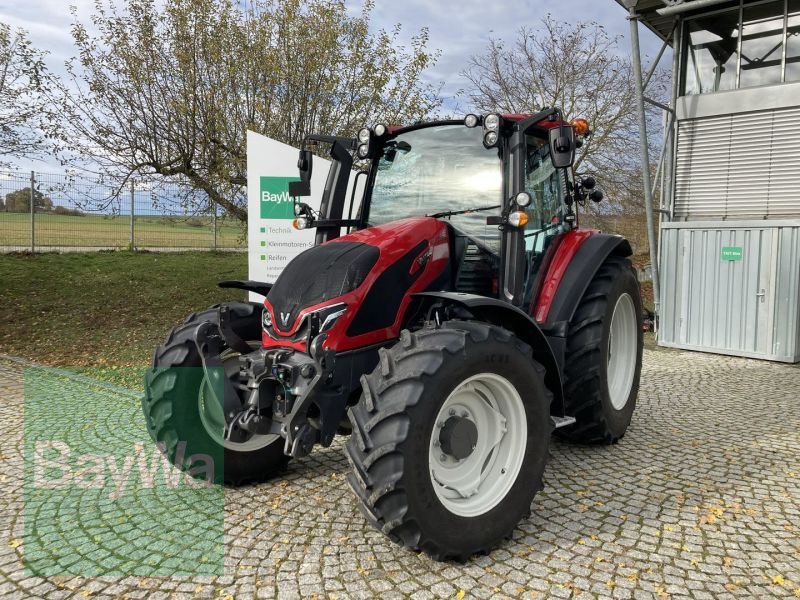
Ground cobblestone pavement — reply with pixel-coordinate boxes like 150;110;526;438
1;348;799;599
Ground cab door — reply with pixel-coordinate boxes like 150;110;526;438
520;134;568;310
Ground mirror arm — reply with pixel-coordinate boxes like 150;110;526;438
289;147;314;199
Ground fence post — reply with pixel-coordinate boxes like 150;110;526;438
212;205;217;250
130;180;135;252
30;171;35;253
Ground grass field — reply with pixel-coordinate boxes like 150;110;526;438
0;251;249;387
0;212;245;248
0;250;655;387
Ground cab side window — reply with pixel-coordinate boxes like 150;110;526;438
521;135;567;308
524;136;565;253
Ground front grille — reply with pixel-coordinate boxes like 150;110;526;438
263;309;311;343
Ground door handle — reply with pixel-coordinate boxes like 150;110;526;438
756;289;766;302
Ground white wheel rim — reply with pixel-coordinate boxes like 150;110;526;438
429;373;527;518
198;351;279;452
607;292;637;410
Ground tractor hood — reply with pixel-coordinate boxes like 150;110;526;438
263;217;450;351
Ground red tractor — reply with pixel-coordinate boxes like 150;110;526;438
143;109;643;560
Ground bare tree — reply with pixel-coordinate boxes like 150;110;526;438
0;24;53;165
462;17;666;215
53;0;441;221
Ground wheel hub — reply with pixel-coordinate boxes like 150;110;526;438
439;416;478;460
428;373;528;517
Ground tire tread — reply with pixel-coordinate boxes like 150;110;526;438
558;256;640;444
345;321;551;561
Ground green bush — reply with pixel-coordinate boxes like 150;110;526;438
52;206;86;217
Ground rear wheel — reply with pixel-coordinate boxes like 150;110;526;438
558;256;643;444
345;321;552;560
142;302;288;484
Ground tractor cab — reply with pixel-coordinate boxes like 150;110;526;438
291;109;592;314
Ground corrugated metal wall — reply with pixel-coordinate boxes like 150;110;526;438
673;106;800;219
660;222;800;362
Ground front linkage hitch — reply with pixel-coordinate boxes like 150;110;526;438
193;308;342;459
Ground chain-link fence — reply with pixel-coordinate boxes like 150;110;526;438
0;170;246;251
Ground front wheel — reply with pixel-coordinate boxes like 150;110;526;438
345;321;552;560
558;255;643;444
142;303;288;485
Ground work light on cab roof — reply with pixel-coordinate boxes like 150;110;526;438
482;112;502;148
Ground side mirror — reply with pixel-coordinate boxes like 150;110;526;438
548;125;575;169
288;149;313;198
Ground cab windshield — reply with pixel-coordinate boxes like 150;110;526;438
367;124;502;253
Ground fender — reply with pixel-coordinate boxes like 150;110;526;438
406;291;566;418
536;232;633;336
218;280;273;297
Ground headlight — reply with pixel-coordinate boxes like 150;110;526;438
515;192;532;207
374;123;387;136
464;114;479;128
484;113;500;131
483;131;499;147
357;127;371;144
293;217;310;230
319;304;347;333
307;303;347;357
357;143;370;159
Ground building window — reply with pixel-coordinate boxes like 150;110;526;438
684;9;740;94
683;0;800;94
740;1;785;87
787;0;800;81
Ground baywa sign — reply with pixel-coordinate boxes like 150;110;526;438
260;176;299;219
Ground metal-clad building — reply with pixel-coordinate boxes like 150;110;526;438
618;0;800;362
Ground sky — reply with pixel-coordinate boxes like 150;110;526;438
358;0;663;109
0;0;664;173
